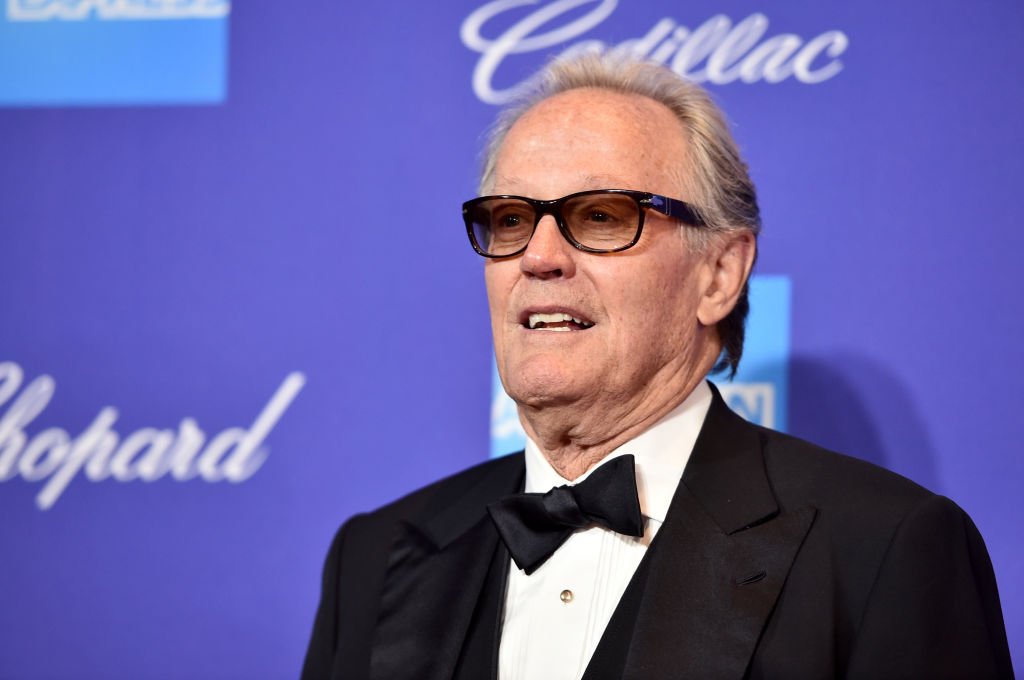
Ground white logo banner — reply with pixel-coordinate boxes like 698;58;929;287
461;0;849;104
0;361;304;510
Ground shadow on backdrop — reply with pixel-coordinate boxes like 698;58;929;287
785;353;940;494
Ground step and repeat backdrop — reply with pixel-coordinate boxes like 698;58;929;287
1;1;1021;677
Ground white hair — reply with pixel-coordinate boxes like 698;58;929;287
480;53;761;245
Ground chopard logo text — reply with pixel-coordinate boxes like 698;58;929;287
0;361;304;510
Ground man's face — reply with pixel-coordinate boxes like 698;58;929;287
486;88;718;418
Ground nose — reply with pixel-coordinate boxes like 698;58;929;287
520;214;576;279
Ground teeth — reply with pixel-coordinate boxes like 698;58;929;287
529;313;571;328
527;312;594;330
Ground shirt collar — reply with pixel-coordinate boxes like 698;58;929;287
523;381;713;523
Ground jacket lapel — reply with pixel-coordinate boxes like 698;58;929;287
620;386;817;679
369;457;523;680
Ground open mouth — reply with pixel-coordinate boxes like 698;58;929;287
524;312;595;332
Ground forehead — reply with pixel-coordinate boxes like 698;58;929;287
493;88;689;199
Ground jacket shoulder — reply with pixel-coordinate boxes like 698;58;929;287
301;453;524;679
746;425;1012;677
366;452;525;523
320;452;523;581
754;424;934;518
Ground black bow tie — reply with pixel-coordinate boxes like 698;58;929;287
487;454;644;575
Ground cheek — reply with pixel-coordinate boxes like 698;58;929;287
483;264;504;308
605;256;701;347
484;265;515;335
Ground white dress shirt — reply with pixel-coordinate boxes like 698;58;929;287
498;381;713;680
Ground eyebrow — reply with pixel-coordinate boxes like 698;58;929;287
580;174;629;187
495;174;631;192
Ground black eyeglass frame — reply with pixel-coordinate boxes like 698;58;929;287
462;188;706;258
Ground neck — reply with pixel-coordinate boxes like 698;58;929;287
518;353;716;480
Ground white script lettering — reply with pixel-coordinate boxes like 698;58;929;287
0;361;305;510
460;0;849;104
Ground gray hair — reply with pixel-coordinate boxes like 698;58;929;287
479;53;760;377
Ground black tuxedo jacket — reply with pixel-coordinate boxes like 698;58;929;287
302;388;1013;679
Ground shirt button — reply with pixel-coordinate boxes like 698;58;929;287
560;589;574;604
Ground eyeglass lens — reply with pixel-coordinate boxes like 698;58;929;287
468;192;641;256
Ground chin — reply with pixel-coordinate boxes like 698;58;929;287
502;357;588;409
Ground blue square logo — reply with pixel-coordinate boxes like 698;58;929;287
711;275;791;431
0;0;229;106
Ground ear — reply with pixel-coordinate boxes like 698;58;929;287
697;230;756;327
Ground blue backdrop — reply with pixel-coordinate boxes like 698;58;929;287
1;1;1021;677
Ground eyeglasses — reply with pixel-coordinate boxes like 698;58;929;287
462;188;705;258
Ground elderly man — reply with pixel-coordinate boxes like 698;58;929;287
302;55;1012;680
